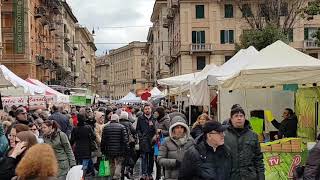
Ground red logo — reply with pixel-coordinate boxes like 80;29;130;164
268;156;281;166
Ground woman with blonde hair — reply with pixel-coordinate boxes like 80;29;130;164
190;113;210;139
14;144;58;180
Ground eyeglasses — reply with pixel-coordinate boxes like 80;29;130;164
208;132;225;135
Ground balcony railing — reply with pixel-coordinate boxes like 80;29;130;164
304;40;320;49
190;43;213;53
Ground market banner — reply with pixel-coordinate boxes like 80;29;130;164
14;0;25;54
2;96;27;106
28;96;46;105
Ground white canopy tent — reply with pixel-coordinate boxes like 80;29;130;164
150;87;165;99
189;47;258;105
0;65;45;96
26;78;70;103
208;41;320;89
157;72;200;87
117;92;142;104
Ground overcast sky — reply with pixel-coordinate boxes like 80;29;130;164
67;0;154;56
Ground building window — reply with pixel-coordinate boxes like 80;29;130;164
280;2;288;16
220;30;234;44
259;4;268;17
225;56;232;62
4;40;13;54
242;4;253;17
197;56;206;70
192;31;205;44
225;4;234;18
304;27;319;40
309;53;318;59
287;29;293;42
196;5;205;19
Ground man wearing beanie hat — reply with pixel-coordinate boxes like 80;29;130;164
179;120;232;180
101;114;129;179
158;116;194;180
224;107;264;180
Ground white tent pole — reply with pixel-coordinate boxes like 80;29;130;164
218;86;221;122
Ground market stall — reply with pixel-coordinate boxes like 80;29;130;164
204;41;320;179
26;78;69;103
116;92;142;104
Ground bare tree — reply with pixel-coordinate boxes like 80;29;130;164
235;0;307;33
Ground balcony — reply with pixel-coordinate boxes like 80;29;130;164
64;34;71;42
190;43;213;54
304;40;320;49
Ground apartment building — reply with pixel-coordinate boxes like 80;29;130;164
75;25;97;93
95;55;112;97
107;41;148;100
146;0;170;84
1;0;62;81
163;0;320;76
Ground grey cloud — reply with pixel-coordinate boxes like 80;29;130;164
67;0;154;55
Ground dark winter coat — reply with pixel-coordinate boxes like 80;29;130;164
190;124;203;139
155;114;170;137
158;116;195;180
0;123;8;157
224;120;265;180
49;112;72;137
70;125;96;160
136;114;156;153
178;135;232;180
119;118;136;144
0;154;21;180
271;115;298;138
303;141;320;180
101;121;128;157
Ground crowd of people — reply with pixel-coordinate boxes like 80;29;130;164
0;102;315;180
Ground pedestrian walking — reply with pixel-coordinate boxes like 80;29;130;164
179;121;232;180
136;104;156;180
224;107;265;180
70;114;96;177
158;116;195;180
49;105;72;137
42;120;76;180
101;114;129;180
13;144;58;180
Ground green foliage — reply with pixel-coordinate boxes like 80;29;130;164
236;25;288;51
303;0;320;16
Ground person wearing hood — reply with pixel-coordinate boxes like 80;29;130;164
224;107;265;180
158;116;195;180
178;120;232;180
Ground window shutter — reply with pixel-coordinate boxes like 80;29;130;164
201;31;205;43
220;30;225;44
229;30;234;43
192;31;197;43
225;4;233;18
304;28;309;40
196;5;204;19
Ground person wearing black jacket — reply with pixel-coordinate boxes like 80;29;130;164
101;114;128;180
49;105;72;137
136;104;156;180
14;108;30;126
70;114;96;176
271;108;298;139
179;121;232;180
224;107;265;180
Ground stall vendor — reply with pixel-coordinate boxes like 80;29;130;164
271;108;298;139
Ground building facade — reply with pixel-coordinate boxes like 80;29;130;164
162;0;320;76
75;25;97;93
1;0;62;81
105;41;148;100
95;55;111;97
146;0;170;84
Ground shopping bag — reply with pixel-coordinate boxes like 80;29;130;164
154;134;165;156
98;156;111;177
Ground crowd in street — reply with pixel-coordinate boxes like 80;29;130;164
0;102;314;180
